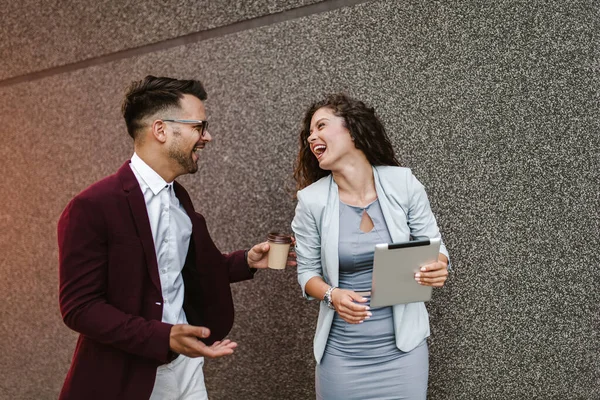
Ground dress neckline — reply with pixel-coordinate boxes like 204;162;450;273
339;198;379;210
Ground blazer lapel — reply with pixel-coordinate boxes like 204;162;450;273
321;176;340;287
372;166;409;324
373;166;405;243
173;182;204;270
173;182;195;218
117;161;162;294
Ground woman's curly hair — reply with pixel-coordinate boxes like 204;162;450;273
293;93;400;190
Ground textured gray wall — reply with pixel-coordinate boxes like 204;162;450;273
0;0;598;399
0;0;322;81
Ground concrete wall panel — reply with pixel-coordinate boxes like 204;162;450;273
0;0;597;398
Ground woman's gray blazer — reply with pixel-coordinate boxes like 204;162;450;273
292;166;450;364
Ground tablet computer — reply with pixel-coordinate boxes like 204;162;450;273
369;237;441;307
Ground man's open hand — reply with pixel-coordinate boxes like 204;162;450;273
169;324;237;359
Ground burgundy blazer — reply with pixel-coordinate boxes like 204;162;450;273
57;161;254;400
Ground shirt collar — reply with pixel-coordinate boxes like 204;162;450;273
131;153;171;196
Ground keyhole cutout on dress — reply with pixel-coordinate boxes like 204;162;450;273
359;210;374;233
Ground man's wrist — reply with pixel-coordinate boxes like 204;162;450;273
245;249;257;274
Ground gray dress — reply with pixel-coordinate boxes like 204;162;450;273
316;200;429;400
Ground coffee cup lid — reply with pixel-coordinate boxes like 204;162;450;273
267;232;292;244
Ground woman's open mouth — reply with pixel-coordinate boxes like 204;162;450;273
313;144;327;159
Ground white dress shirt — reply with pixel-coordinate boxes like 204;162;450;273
130;153;193;325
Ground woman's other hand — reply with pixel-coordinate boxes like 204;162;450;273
414;255;449;287
331;289;372;324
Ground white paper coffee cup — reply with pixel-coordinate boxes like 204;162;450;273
267;232;292;270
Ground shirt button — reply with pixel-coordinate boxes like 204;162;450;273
161;269;167;273
163;238;168;243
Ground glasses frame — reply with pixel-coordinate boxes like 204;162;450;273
162;119;209;137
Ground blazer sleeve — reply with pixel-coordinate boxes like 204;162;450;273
406;172;451;267
292;190;323;300
58;196;173;363
193;212;254;283
225;249;255;283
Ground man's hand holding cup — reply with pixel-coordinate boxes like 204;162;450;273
247;233;296;270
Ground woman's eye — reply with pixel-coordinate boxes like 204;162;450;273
318;123;325;129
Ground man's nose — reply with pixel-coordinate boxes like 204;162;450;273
202;129;212;141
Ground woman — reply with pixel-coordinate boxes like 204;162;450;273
291;94;450;399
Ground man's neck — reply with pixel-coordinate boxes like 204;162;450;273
134;147;179;183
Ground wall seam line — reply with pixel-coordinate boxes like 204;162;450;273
0;0;372;89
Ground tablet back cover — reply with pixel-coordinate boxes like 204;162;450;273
370;238;440;307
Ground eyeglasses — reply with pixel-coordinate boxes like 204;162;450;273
162;119;209;138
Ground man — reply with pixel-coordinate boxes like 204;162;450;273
57;75;292;399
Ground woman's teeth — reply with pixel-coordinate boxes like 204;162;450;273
314;144;326;155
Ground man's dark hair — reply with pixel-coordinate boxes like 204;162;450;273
121;75;208;139
294;93;400;190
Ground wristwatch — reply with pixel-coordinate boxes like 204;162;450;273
323;286;337;310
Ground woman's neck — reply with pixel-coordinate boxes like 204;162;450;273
332;159;377;207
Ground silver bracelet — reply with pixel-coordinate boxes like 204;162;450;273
323;286;337;310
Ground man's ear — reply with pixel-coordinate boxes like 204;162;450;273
151;119;168;143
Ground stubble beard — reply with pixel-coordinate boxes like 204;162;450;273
168;129;199;175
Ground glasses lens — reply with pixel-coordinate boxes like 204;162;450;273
202;121;209;137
